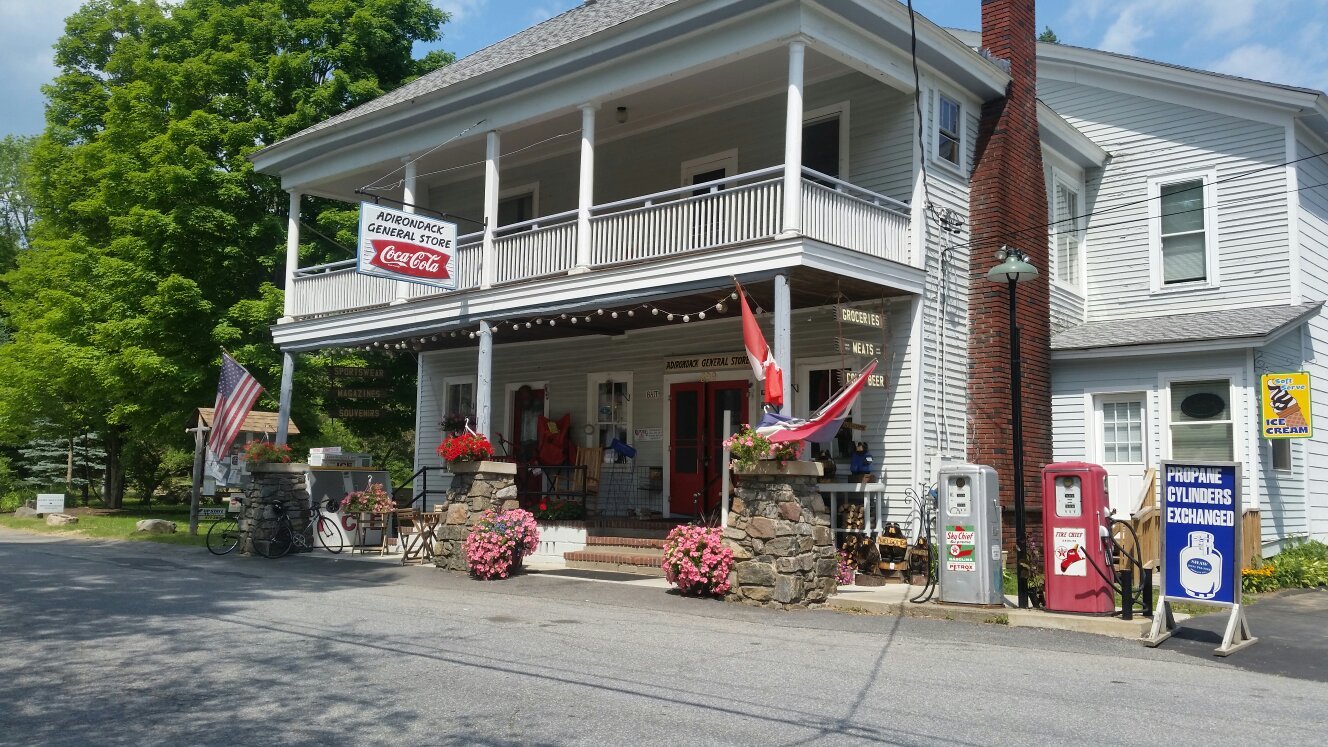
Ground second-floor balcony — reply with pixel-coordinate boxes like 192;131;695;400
290;165;912;320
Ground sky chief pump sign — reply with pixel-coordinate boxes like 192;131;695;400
357;202;458;290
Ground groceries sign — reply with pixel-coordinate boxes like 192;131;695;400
357;202;458;290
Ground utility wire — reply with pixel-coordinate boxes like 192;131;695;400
360;118;487;192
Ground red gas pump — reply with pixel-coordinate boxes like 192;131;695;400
1042;462;1114;615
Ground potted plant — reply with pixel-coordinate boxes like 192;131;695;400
441;413;469;435
661;525;734;597
464;508;540;579
242;440;294;465
722;424;805;471
437;432;495;468
340;481;395;515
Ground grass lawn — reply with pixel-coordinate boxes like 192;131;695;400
0;499;216;548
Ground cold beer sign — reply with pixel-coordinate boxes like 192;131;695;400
357;202;458;290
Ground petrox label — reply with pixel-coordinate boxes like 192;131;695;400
1161;462;1241;606
357;202;458;290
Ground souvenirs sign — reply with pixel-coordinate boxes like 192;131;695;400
357;202;458;290
1145;461;1257;656
1260;372;1312;438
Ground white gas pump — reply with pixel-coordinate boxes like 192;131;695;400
935;463;1003;605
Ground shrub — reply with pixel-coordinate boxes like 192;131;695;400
662;525;734;597
533;498;586;521
464;508;540;580
1242;539;1328;593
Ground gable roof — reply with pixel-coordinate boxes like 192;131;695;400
1051;303;1322;355
192;408;301;435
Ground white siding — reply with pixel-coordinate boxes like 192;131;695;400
426;72;915;222
1255;327;1311;550
415;302;918;516
1038;81;1292;321
1296;135;1328;541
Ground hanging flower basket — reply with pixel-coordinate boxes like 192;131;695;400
437;432;495;465
341;481;394;514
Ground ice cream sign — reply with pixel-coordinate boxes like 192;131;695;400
357;202;458;290
1260;372;1311;438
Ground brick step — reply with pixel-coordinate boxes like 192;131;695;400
564;548;665;566
585;535;665;550
585;518;683;541
565;557;666;577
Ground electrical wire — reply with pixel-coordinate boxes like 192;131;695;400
360;118;487;192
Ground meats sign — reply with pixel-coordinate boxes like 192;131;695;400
357;202;458;290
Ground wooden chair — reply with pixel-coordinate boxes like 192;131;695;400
393;509;426;564
573;446;603;496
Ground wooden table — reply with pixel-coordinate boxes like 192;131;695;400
402;511;443;565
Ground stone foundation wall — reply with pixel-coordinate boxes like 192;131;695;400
722;463;836;609
240;463;311;555
433;462;518;572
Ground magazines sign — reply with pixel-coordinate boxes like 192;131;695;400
357;202;458;290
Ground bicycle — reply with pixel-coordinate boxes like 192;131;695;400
258;499;349;558
206;512;242;555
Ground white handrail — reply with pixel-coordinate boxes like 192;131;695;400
801;167;911;213
295;259;357;277
493;209;578;236
592;165;785;214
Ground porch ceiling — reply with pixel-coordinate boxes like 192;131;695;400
300;46;858;205
358;267;908;354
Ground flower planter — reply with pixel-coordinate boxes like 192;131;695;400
732;461;823;477
248;462;309;474
447;460;517;475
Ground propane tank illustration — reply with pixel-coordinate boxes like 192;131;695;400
1179;531;1222;599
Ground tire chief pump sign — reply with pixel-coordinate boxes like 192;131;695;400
357;202;458;290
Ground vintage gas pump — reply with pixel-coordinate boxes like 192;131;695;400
1041;462;1114;614
935;464;1003;605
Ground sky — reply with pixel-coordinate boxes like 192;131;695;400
2;0;1327;137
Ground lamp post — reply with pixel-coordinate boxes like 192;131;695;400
986;246;1038;609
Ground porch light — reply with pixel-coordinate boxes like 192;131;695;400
986;244;1038;610
698;311;706;320
627;310;635;317
667;314;674;321
715;302;726;313
616;106;628;124
652;308;659;316
611;311;618;319
683;315;690;322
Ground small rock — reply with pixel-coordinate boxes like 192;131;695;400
741;585;773;602
14;506;39;518
46;513;79;527
446;503;469;524
774;575;804;604
778;501;802;522
135;519;177;534
812;526;831;544
501;499;520;511
747;517;776;539
730;496;746;514
495;485;518;500
736;561;777;586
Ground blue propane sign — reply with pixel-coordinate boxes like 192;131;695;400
1161;461;1242;606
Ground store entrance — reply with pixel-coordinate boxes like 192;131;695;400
669;380;749;516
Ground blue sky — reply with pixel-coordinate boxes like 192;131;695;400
2;0;1327;136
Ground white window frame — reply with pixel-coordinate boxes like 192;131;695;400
584;371;634;449
1270;437;1292;472
802;101;851;181
1158;369;1242;463
681;149;738;189
1093;392;1148;466
441;375;477;429
933;91;964;173
1148;168;1219;293
497;182;539;227
1049;167;1086;293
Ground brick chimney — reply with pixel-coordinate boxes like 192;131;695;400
967;0;1051;550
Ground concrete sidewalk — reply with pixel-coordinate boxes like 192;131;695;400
829;581;1164;639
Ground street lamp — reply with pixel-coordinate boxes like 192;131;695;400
987;245;1038;609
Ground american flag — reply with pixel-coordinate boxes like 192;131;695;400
207;353;265;461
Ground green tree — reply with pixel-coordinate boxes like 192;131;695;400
0;0;448;507
1038;26;1060;44
0;135;35;271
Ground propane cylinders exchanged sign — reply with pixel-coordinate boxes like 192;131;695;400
1161;461;1241;606
357;202;458;290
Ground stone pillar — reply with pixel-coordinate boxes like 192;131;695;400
239;463;311;555
433;461;519;572
722;461;835;609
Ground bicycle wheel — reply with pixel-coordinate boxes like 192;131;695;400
206;517;241;556
259;523;294;559
315;513;344;554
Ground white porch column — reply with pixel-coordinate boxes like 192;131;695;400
276;351;295;445
281;190;301;320
481;131;501;290
477;320;493;437
782;41;805;236
394;157;417;303
774;273;792;414
573;103;598;272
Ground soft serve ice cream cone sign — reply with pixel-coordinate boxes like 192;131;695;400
1260;372;1312;438
357;202;458;290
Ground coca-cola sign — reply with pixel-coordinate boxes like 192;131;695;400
356;202;458;290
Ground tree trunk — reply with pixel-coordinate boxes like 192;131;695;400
102;428;125;509
66;437;74;498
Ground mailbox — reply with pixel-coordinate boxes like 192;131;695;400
1041;462;1113;614
936;463;1003;605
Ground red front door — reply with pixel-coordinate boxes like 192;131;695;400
669;380;749;516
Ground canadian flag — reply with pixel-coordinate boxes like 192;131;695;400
737;282;784;408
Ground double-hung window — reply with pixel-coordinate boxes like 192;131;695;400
1168;379;1234;461
1150;170;1217;290
1051;175;1084;288
936;93;961;168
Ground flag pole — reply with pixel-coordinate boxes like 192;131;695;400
187;420;210;535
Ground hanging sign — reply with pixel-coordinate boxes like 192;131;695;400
836;337;882;357
330;366;388;380
664;353;750;372
1260;372;1312;438
1145;460;1257;656
838;306;884;328
357;202;458;290
844;369;887;388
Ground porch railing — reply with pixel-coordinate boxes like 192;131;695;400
289;166;912;319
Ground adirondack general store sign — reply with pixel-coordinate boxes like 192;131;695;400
357;202;458;290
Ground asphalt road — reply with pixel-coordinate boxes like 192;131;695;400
1;528;1324;747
